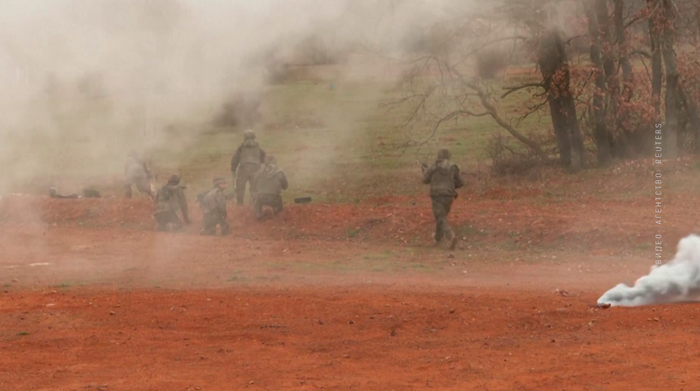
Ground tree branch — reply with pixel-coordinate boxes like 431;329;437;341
501;82;545;99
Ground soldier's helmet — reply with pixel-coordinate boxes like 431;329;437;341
213;176;226;186
243;129;256;140
437;148;451;160
264;155;277;165
168;174;181;185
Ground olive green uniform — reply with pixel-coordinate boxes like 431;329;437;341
153;183;190;231
422;158;464;246
252;161;288;220
200;187;230;236
230;138;266;206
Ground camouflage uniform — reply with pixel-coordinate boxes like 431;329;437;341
251;156;288;220
124;151;153;199
153;174;190;232
230;130;266;206
200;177;230;236
422;149;464;250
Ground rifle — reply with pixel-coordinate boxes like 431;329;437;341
418;160;428;173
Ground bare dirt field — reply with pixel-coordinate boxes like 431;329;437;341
1;194;699;391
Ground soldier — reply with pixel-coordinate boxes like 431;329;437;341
421;148;464;250
199;176;230;236
124;150;154;199
153;174;190;232
230;129;266;206
251;155;288;221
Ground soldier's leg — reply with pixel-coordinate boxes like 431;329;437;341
200;214;217;235
168;212;184;232
431;197;447;243
254;196;264;220
135;178;152;197
441;197;457;250
220;217;230;236
124;183;133;199
272;195;283;215
235;169;247;206
154;213;168;232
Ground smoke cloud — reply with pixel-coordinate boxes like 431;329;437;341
1;0;462;195
598;234;700;307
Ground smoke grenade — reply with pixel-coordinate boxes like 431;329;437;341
598;234;700;307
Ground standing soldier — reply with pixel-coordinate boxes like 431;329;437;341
421;148;463;250
153;174;190;232
124;150;154;198
251;155;288;221
199;177;230;236
230;129;266;206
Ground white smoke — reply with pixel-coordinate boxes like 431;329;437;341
598;234;700;307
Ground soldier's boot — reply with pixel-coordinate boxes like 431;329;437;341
200;227;216;236
124;185;133;199
220;223;231;236
157;223;168;232
432;233;439;246
262;205;274;220
448;230;458;251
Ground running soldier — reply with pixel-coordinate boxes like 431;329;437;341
230;129;266;206
199;177;230;236
124;150;154;199
251;155;288;221
153;174;190;232
421;148;463;250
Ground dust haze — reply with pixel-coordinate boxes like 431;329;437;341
0;0;474;196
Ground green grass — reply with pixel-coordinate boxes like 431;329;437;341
3;61;557;200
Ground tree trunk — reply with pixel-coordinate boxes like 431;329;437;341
595;0;629;158
661;0;679;159
614;0;639;155
614;0;634;103
586;1;612;165
537;28;585;171
679;85;700;153
648;0;663;119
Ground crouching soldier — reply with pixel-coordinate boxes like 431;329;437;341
199;177;230;236
153;174;190;232
421;148;463;250
252;155;288;220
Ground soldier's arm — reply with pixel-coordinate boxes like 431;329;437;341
231;147;241;173
453;165;465;189
260;148;266;163
421;166;434;184
279;171;289;190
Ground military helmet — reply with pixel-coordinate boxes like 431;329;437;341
243;129;256;140
265;155;277;165
168;174;181;185
213;176;226;186
437;148;451;160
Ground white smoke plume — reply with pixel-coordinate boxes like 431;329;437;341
598;234;700;307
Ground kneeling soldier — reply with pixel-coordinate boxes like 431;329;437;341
200;176;230;236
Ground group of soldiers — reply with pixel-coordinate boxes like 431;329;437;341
124;129;289;236
125;130;463;249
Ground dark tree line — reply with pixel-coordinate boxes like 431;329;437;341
394;0;700;171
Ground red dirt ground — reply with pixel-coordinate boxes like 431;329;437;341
1;191;699;390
